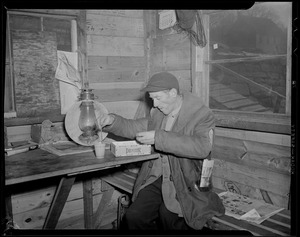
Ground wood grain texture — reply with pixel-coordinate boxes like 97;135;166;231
43;176;76;229
102;101;140;119
212;159;290;195
87;35;144;57
93;88;144;102
212;126;291;208
87;10;143;18
87;14;144;37
83;179;93;229
152;34;190;71
213;137;290;174
212;176;289;209
88;56;146;83
12;31;60;117
5;149;159;185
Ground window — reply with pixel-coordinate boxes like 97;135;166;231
4;11;76;118
206;2;292;116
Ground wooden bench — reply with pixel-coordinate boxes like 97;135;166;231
101;170;291;236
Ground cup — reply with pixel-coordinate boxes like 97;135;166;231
94;142;106;158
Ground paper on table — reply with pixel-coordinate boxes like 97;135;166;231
218;191;284;224
55;51;81;114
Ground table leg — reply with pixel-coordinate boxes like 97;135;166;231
83;178;93;229
93;182;114;229
5;194;13;219
43;176;76;229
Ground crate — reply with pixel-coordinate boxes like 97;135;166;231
110;141;151;157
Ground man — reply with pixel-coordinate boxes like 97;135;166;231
98;72;225;230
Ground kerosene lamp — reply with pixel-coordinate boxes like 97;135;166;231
78;88;100;144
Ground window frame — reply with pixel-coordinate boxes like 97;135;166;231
4;10;84;126
199;7;292;135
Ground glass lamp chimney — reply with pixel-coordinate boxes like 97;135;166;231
78;89;99;139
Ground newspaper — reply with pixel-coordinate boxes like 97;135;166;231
218;191;284;224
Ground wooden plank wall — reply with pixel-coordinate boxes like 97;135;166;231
11;176;121;229
212;127;291;209
152;12;192;93
86;10;146;105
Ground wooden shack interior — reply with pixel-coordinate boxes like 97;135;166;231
3;6;292;232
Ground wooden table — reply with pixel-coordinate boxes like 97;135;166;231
5;148;159;229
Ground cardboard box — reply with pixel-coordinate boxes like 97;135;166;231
111;141;151;157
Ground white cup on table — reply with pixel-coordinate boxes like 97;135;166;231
94;142;106;159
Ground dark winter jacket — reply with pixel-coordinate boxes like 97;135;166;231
104;92;225;229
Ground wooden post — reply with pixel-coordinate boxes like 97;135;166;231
77;10;88;88
191;12;209;106
83;179;93;229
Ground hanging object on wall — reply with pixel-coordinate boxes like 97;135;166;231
173;10;207;48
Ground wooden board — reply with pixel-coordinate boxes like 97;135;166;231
5;148;159;185
88;56;146;83
87;35;144;57
152;34;190;71
213;137;291;174
12;31;60;117
212;159;290;195
102;101;141;119
93;88;143;102
212;176;289;209
215;127;291;147
87;10;143;18
86;14;144;37
12;190;120;229
212;127;291;209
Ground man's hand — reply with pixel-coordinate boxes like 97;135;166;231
136;131;155;145
98;114;115;128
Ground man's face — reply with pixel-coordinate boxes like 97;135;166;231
149;89;177;115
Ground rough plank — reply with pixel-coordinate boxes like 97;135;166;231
215;128;291;147
213;136;291;174
212;176;289;209
90;82;144;90
88;56;146;71
88;69;146;84
87;10;143;18
12;31;60;117
152;34;190;71
102;101;141;119
86;14;144;37
12;183;120;229
212;159;290;196
88;56;146;83
93;88;144;102
87;35;144;57
43;176;76;229
83;179;93;229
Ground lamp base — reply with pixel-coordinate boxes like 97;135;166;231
78;131;99;145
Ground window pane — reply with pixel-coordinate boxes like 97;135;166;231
208;2;291;114
209;59;286;113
